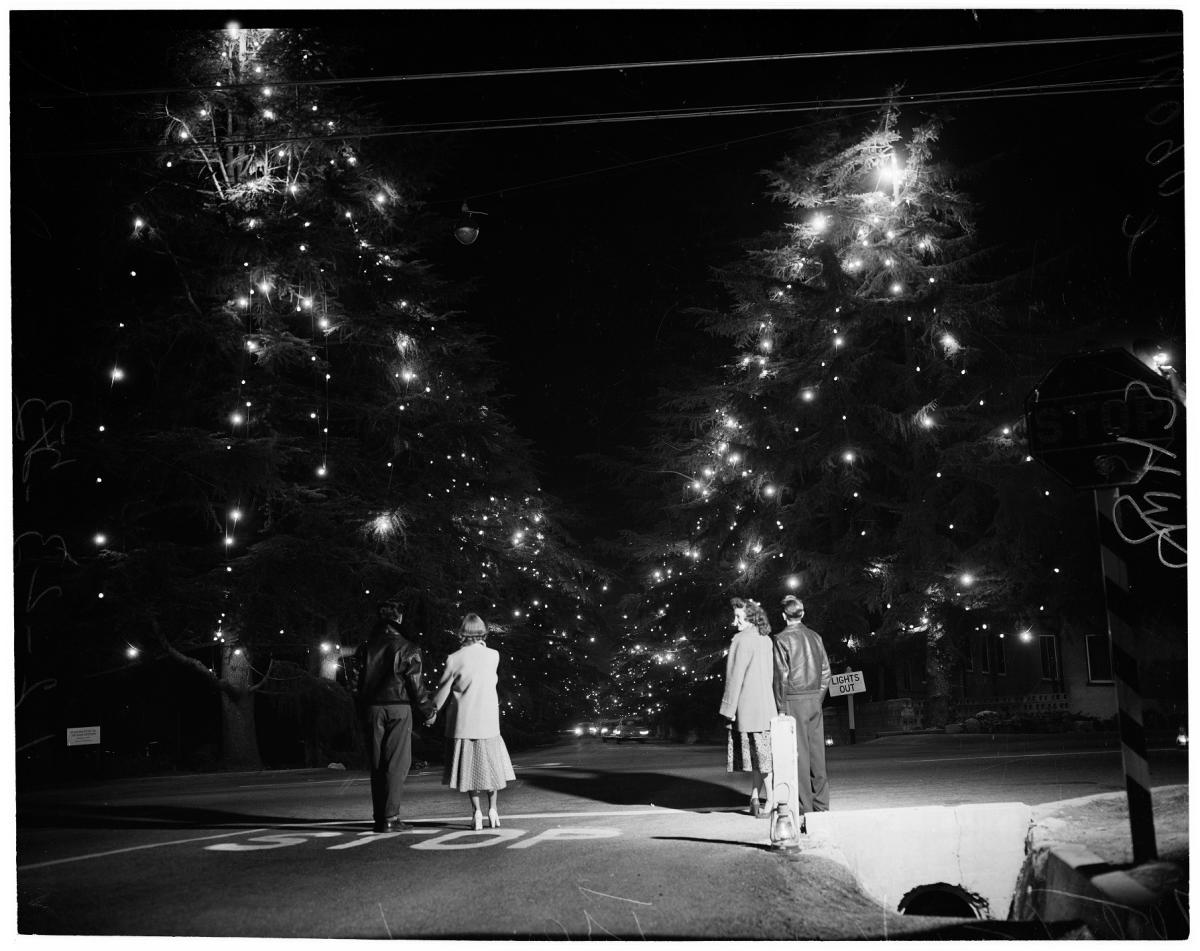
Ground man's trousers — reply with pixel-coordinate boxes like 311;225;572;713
779;693;829;813
364;703;413;822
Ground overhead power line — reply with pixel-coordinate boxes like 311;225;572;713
31;74;1180;158
27;31;1182;100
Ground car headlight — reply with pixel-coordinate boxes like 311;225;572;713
613;729;622;735
588;727;597;734
574;727;583;736
1177;730;1189;747
638;730;649;735
825;737;835;746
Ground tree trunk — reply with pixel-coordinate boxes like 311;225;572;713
924;625;952;728
219;645;263;770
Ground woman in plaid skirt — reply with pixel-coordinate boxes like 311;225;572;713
719;597;775;817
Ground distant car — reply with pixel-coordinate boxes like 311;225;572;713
565;721;600;738
601;718;652;744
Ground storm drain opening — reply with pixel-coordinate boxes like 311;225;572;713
898;883;989;919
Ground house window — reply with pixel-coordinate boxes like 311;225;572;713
993;634;1006;675
980;636;990;673
1086;634;1114;683
964;638;973;672
900;660;912;691
1039;635;1060;681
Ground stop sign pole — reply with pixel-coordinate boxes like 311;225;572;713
1026;348;1181;866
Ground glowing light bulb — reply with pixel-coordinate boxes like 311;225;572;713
94;534;107;546
316;466;327;477
843;451;855;463
230;412;244;425
110;368;125;382
891;283;903;294
786;576;800;589
375;193;386;205
230;510;242;522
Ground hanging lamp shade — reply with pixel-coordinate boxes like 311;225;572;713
454;202;483;246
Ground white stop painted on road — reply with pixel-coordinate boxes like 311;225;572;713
506;827;620;849
207;831;342;851
411;828;527;850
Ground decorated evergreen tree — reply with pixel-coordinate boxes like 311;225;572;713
54;25;603;766
617;107;1104;728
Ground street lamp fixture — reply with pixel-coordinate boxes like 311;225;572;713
453;202;488;246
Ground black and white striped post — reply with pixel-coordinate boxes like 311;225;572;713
1094;485;1157;864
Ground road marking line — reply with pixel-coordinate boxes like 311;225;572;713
17;827;268;870
236;778;369;789
900;748;1180;765
289;807;685;827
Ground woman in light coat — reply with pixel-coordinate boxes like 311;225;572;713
719;597;775;816
431;613;516;830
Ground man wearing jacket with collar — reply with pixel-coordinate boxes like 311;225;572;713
354;598;436;832
773;595;832;814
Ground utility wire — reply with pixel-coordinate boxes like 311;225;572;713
457;47;1171;201
32;74;1179;158
24;31;1182;100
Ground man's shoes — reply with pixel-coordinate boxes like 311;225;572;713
373;817;412;833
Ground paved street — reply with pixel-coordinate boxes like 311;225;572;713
16;732;1187;938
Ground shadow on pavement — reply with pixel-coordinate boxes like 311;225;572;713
652;835;774;852
519;768;746;811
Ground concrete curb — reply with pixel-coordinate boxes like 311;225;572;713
803;802;1033;919
1011;843;1188;938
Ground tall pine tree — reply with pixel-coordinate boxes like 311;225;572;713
618;107;1100;728
51;25;604;766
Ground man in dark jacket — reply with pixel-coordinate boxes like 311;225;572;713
773;595;832;813
354;599;436;832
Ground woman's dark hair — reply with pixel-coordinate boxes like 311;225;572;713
731;597;771;636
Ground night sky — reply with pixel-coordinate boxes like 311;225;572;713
11;6;1185;544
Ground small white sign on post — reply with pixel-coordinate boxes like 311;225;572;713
66;726;101;747
829;670;866;697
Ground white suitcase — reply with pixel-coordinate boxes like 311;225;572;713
768;713;804;844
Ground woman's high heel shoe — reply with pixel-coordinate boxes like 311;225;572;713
488;809;501;829
749;795;763;818
472;810;483;831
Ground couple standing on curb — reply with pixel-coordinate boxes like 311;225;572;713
354;599;516;833
720;594;832;822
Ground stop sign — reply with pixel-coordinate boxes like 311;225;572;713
1025;348;1181;489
